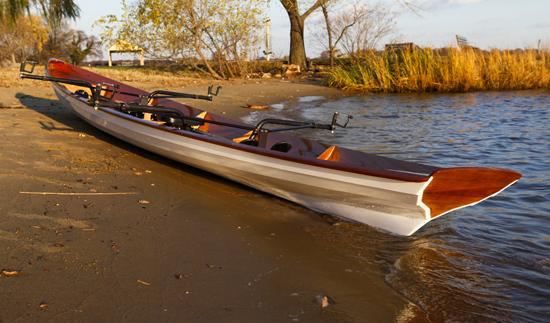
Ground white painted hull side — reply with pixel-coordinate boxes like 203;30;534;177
54;86;433;235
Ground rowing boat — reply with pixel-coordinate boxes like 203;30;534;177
20;59;521;236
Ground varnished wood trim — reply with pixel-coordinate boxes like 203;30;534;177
422;167;521;218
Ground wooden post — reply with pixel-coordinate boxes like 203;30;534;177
264;19;272;61
139;49;145;66
108;51;113;67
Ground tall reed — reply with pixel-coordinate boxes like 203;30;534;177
327;48;550;92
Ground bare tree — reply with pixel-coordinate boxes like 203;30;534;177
337;3;397;57
64;30;102;65
279;0;331;69
318;0;366;67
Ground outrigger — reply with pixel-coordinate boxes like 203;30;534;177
19;59;521;236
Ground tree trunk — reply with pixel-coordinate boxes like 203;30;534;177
280;0;328;70
195;45;224;80
321;5;334;68
287;12;307;69
11;53;17;65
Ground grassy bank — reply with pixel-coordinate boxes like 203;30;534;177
327;48;550;92
0;60;284;89
86;66;207;87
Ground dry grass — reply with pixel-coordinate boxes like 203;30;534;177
85;66;209;88
0;65;50;88
327;48;550;92
0;61;283;89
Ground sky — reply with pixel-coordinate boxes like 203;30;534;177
73;0;550;58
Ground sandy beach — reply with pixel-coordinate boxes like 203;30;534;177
0;79;423;322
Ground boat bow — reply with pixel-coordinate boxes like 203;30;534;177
422;167;522;219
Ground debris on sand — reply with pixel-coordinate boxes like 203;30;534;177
314;294;336;308
1;269;21;277
0;104;24;109
39;302;48;309
19;191;138;196
243;104;269;110
138;200;150;205
174;273;190;280
137;279;151;286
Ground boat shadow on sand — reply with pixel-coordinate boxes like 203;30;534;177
15;92;266;193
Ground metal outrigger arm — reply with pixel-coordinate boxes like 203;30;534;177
18;60;351;141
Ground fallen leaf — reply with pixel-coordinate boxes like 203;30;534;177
134;172;143;176
145;170;152;174
39;302;48;309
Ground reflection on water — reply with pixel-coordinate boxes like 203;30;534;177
244;91;550;322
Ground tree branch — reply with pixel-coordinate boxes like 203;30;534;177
302;0;329;19
280;0;298;13
333;9;365;48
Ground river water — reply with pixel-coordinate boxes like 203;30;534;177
243;90;549;322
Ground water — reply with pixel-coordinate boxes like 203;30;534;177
244;91;550;322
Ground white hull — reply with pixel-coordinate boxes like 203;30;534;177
55;85;433;235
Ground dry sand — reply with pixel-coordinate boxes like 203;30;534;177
0;78;423;322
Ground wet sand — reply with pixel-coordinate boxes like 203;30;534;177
0;80;420;322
